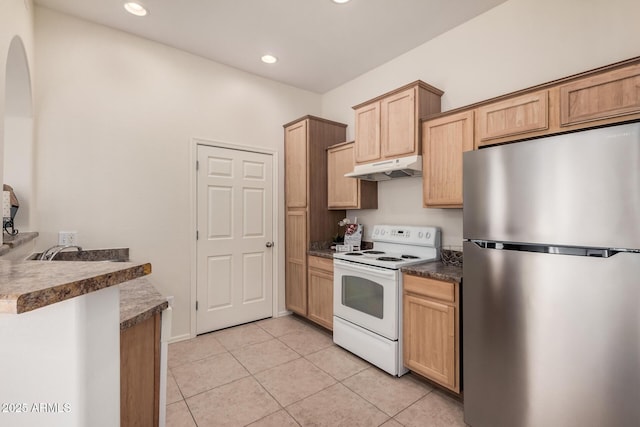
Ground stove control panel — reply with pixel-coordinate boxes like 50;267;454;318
372;225;440;247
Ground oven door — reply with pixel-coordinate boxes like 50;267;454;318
333;259;399;340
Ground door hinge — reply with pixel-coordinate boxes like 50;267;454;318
196;230;199;240
196;160;199;171
196;301;199;311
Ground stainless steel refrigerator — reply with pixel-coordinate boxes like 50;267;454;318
463;122;640;427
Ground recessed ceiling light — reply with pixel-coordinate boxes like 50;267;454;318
124;2;148;17
332;0;351;4
261;55;278;64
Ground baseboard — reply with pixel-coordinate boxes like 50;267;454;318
168;332;192;344
276;310;292;317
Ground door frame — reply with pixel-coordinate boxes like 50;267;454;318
189;137;280;338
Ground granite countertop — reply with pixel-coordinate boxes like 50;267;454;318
308;241;373;260
0;232;39;256
309;248;463;284
308;248;335;259
401;261;463;284
0;260;151;314
119;277;168;330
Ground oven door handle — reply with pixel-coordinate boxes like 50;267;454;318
333;259;398;280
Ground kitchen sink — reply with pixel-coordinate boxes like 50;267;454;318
27;248;129;262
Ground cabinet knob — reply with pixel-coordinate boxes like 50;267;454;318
265;242;274;248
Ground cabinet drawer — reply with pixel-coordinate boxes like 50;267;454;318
308;255;333;272
403;274;455;303
559;63;640;126
477;90;549;145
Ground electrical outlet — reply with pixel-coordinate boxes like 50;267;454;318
58;231;78;246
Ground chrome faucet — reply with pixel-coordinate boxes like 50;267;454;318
40;245;83;261
39;245;63;260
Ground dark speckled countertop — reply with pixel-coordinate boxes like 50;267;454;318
0;259;151;314
308;248;335;259
1;241;168;329
308;241;373;260
309;246;463;284
401;261;462;284
119;277;168;330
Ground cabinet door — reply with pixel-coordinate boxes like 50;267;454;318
285;120;308;208
354;103;381;163
307;259;334;330
285;210;307;315
559;63;640;127
476;90;549;147
328;143;359;209
403;294;457;392
121;314;160;426
381;87;417;158
422;110;474;208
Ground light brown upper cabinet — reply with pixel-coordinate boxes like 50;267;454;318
285;119;308;208
353;81;443;164
354;103;381;163
327;141;378;210
470;57;640;149
559;62;640;128
422;110;474;208
476;90;549;148
419;56;640;208
283;115;347;317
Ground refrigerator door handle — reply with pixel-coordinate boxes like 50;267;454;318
470;240;622;258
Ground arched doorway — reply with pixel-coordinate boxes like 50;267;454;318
3;35;34;233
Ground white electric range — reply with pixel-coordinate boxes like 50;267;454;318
333;224;441;376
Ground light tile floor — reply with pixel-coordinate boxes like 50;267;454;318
166;315;467;427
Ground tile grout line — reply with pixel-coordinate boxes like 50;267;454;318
338;375;398;420
281;380;339;410
246;348;338;409
234;323;304;426
251;318;341;424
168;320;286;426
169;316;456;426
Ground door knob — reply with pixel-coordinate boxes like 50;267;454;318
265;241;274;248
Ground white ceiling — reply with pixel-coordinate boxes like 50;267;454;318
34;0;507;93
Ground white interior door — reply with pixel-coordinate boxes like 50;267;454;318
196;144;274;333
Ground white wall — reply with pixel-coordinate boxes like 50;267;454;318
4;116;35;230
321;0;640;247
34;7;321;340
1;0;35;241
32;0;640;340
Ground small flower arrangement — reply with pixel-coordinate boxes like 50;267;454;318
335;218;360;244
338;218;358;236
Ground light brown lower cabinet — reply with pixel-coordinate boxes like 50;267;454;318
403;274;460;393
285;210;308;316
307;255;334;330
121;313;161;426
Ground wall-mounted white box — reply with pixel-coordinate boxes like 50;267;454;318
2;191;10;218
58;231;78;246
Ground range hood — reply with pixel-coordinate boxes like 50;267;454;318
344;155;422;181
